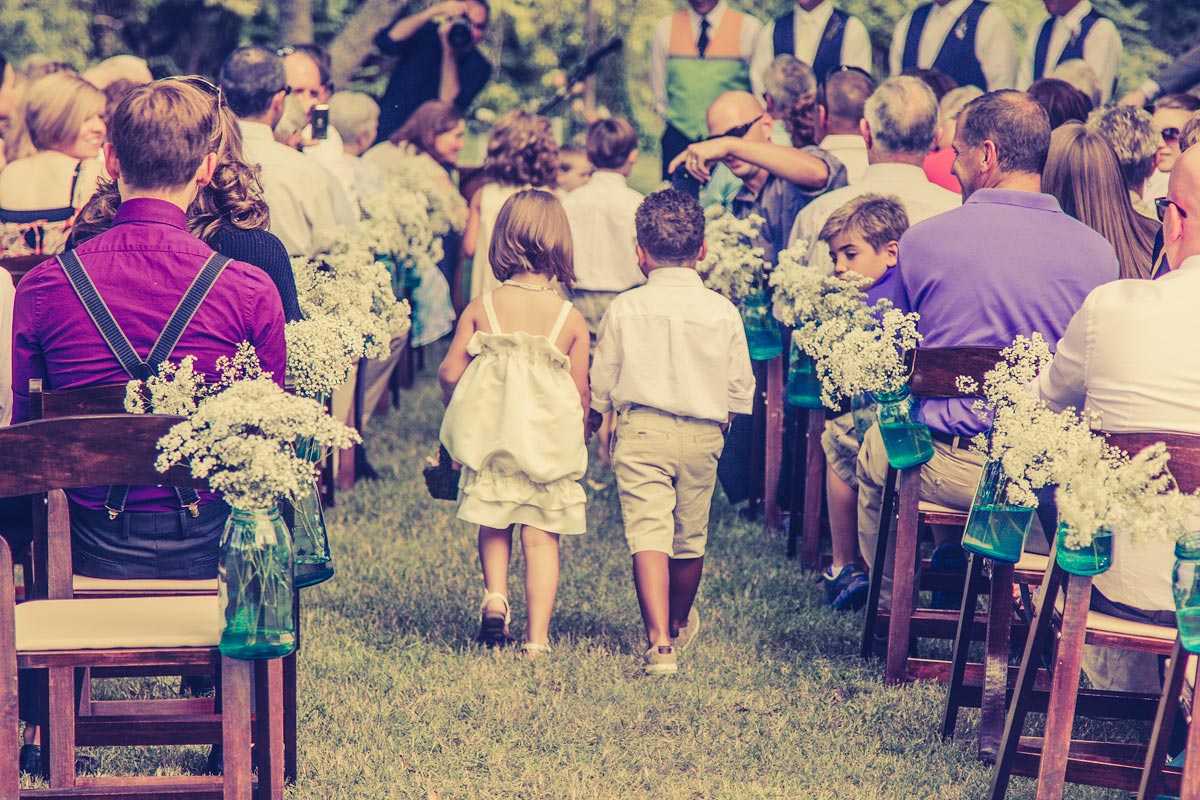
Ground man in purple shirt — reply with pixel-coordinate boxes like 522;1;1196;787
854;90;1118;612
11;79;286;581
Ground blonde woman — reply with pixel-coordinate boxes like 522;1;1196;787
0;73;106;256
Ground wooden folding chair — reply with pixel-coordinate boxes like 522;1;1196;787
988;430;1200;799
860;346;1006;685
0;414;285;798
28;380;299;786
786;408;828;569
1;254;50;287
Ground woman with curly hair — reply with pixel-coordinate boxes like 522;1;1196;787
70;81;302;321
464;110;559;299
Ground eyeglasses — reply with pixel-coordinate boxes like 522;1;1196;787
160;74;225;155
824;64;873;83
1162;127;1181;143
707;114;763;141
1156;196;1189;222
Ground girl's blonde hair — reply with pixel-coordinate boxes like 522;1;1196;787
6;72;105;162
483;110;559;187
489;189;575;286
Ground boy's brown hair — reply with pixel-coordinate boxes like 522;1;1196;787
489;189;576;286
111;80;219;191
635;189;704;265
586;117;637;170
818;193;909;252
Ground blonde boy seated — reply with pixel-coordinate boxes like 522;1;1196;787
817;194;909;611
590;189;755;675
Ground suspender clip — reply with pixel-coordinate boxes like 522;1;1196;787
186;502;200;519
106;506;120;521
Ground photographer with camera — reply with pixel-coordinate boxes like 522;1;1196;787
374;0;492;144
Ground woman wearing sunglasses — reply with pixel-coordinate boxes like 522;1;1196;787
1142;93;1200;206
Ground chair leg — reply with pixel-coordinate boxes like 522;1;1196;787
862;466;898;659
980;559;1015;764
221;655;253;800
254;658;285;800
764;355;784;531
941;553;985;742
989;556;1064;800
1139;635;1187;799
0;543;18;800
1180;654;1200;800
886;467;921;685
747;360;767;520
786;409;806;561
1034;572;1092;800
800;410;826;570
45;665;75;788
285;587;299;784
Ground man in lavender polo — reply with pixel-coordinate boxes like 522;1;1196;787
854;90;1118;612
11;80;287;581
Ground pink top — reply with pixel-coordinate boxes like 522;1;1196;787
923;147;960;194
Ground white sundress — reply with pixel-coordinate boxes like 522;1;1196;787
439;292;587;535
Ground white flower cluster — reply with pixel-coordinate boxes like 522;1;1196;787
155;376;361;510
696;207;768;303
125;356;207;416
357;179;447;279
771;245;921;408
957;333;1197;547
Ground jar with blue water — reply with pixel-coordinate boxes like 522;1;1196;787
961;460;1036;563
786;340;823;408
739;289;783;361
1055;521;1112;576
1174;533;1200;653
219;507;296;660
871;384;934;469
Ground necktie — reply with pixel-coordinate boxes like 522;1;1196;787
697;17;710;58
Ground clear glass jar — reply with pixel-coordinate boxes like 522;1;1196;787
219;507;296;660
786;340;823;408
960;460;1036;563
288;431;334;589
871;384;934;469
1055;521;1113;576
1174;533;1200;653
739;289;783;361
850;394;876;444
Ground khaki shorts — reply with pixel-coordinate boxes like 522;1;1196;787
821;412;860;490
612;405;726;557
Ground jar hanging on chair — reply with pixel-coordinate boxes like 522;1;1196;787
960;460;1036;563
871;384;934;469
219;506;296;660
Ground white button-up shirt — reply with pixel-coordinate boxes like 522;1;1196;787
817;134;869;185
749;1;873;98
0;266;12;427
238;120;346;258
888;0;1018;90
1018;0;1122;103
561;171;645;292
591;267;755;423
787;162;962;275
651;1;763;117
1038;255;1200;612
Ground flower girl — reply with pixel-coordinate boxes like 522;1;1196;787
437;189;590;658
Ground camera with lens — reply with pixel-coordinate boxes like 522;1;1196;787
446;15;474;50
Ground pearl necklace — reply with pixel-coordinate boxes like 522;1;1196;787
502;279;554;292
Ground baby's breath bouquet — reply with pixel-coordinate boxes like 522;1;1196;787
154;376;361;510
770;241;871;328
357;185;445;279
124;343;271;415
696;207;768;303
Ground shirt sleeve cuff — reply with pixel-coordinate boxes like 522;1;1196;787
1139;80;1161;101
591;395;612;414
729;396;754;415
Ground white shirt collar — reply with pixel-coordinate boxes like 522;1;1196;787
795;0;833;26
647;266;704;286
586;170;630;189
238;120;275;142
860;162;931;182
930;0;973;21
688;0;727;28
1176;254;1200;273
1057;0;1092;27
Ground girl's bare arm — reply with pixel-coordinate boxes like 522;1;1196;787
437;302;481;405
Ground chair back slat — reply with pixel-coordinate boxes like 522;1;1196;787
1;254;49;286
1102;430;1200;495
30;380;132;419
0;416;204;499
906;346;1005;399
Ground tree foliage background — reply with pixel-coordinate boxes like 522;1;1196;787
1;0;1196;148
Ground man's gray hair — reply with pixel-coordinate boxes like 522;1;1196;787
1086;103;1159;191
863;76;939;156
763;54;817;112
330;91;380;143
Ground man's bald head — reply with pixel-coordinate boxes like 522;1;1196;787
283;51;323;113
1164;145;1200;268
706;91;765;138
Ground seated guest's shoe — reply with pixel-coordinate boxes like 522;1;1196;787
930;542;967;609
823;564;870;611
475;592;515;649
19;744;42;777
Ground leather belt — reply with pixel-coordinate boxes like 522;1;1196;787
928;429;976;451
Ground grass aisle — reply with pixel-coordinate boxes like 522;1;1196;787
294;364;1127;800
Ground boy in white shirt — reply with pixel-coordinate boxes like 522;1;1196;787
590;189;755;675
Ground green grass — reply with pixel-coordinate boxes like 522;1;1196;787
41;353;1138;799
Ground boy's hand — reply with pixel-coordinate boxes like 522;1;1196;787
585;409;604;440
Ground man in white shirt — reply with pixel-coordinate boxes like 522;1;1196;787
817;66;874;184
219;46;346;258
561;118;645;339
1018;0;1121;104
749;0;872;98
889;0;1017;91
591;189;754;676
328;90;388;210
1036;145;1200;693
651;0;762;179
788;76;961;274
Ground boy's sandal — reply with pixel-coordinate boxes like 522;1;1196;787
476;592;515;648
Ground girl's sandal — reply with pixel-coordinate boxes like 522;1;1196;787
519;642;552;661
476;592;515;648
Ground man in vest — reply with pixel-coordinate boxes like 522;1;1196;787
889;0;1017;92
1018;0;1121;103
749;0;872;100
651;0;762;180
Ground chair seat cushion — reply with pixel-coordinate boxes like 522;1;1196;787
1015;552;1049;573
1084;610;1177;642
16;596;220;651
73;575;219;595
918;501;963;515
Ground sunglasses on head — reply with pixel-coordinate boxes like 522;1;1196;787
1156;196;1189;222
824;64;873;83
159;74;226;151
706;114;763;141
1163;127;1181;143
